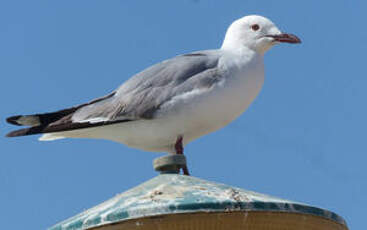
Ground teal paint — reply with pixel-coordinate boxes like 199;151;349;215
49;174;347;230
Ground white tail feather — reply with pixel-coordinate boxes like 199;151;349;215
39;133;65;141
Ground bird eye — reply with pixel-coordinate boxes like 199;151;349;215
251;24;260;31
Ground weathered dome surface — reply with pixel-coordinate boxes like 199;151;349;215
49;174;347;230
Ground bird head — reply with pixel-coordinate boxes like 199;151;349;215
222;15;301;54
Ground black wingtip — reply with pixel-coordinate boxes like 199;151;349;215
6;115;23;126
6;126;44;138
5;131;16;137
6;129;25;137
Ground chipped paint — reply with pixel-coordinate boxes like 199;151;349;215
49;174;347;230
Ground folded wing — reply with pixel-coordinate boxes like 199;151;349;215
6;51;222;137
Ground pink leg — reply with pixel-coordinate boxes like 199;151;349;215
175;136;190;176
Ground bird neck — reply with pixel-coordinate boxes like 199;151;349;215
220;43;263;62
221;39;263;57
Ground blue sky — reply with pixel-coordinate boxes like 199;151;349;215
1;0;365;229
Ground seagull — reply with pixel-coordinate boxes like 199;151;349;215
6;15;301;175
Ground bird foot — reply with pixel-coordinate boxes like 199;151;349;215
175;136;190;176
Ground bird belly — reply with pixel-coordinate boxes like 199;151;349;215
178;70;264;144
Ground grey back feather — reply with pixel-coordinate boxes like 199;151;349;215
72;50;223;122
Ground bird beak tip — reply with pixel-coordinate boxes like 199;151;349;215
267;33;301;44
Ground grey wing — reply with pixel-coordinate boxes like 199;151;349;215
5;51;224;137
72;50;223;123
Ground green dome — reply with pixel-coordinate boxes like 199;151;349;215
49;174;347;230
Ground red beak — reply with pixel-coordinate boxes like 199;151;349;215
266;33;301;44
